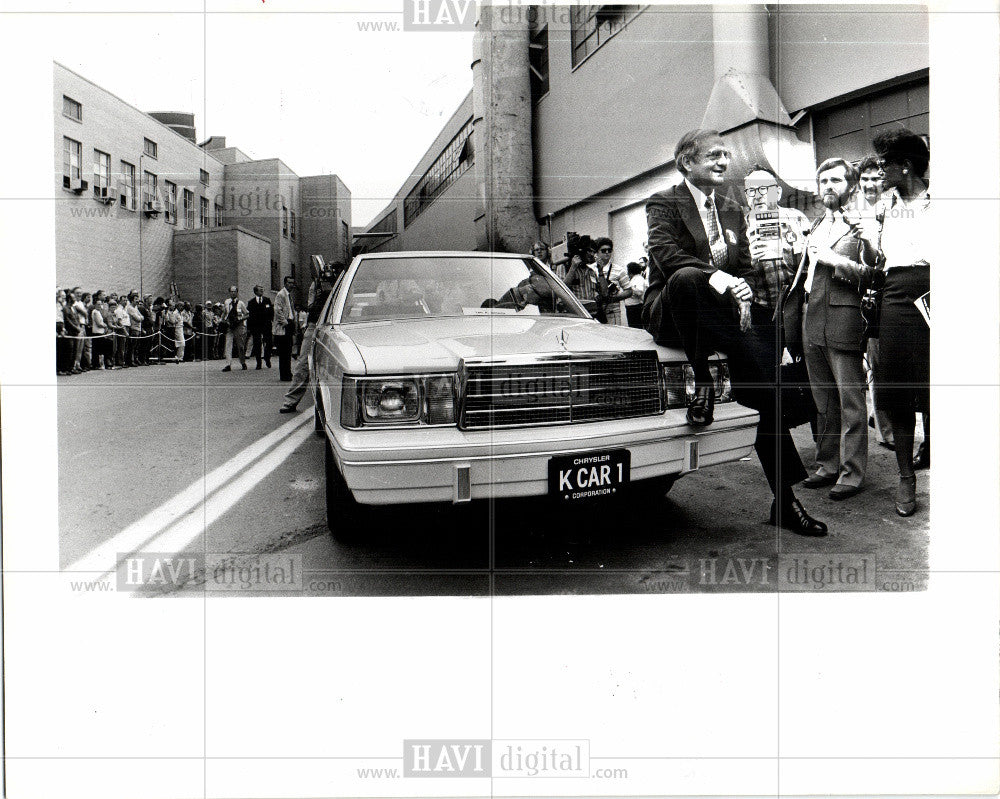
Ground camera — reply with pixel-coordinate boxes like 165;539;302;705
565;231;596;260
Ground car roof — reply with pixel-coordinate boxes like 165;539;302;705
354;251;530;260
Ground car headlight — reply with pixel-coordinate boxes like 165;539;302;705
363;380;419;422
341;375;457;428
662;361;732;409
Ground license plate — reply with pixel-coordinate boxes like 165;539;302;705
548;449;630;500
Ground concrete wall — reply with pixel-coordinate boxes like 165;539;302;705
773;4;928;112
54;63;226;297
172;226;271;303
299;173;352;267
533;7;716;219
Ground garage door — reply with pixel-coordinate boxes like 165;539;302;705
813;78;929;165
609;202;649;267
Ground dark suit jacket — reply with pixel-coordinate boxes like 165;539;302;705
642;181;751;342
783;215;877;354
246;295;274;332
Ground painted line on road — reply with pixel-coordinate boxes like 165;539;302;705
66;412;313;575
140;423;314;559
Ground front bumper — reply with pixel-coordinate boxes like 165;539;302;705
327;404;759;505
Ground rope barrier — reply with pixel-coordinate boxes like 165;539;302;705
59;329;224;341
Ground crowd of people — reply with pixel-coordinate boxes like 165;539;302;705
531;236;650;328
54;285;309;375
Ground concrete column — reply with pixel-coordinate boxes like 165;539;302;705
712;3;770;80
471;4;538;253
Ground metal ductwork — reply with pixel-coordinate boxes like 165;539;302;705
702;5;820;218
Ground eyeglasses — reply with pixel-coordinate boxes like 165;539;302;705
598;247;613;253
703;148;731;162
745;185;778;197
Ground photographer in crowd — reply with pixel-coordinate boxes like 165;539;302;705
592;237;633;325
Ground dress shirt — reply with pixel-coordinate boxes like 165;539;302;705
878;189;930;270
803;212;847;294
684;178;733;295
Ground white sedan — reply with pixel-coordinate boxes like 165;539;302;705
310;251;758;537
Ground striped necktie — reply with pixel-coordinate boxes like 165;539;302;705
705;197;728;270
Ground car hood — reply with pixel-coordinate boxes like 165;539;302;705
336;315;676;374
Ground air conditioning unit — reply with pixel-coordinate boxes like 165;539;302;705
143;199;164;216
71;178;89;194
96;185;117;204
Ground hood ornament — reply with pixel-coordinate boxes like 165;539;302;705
558;328;568;351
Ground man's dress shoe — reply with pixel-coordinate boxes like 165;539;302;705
769;496;828;536
686;385;714;427
801;472;837;489
829;484;862;501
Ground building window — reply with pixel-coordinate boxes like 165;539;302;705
404;117;474;226
570;5;642;68
282;206;289;237
199;196;210;228
270;259;280;291
142;171;158;210
183;189;195;229
93;150;111;199
143;137;158;159
290;210;297;240
199;168;209;186
215;202;224;227
120;160;137;210
529;27;549;102
164;181;178;223
63;136;82;189
63;95;82;122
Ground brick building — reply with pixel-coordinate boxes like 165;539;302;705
54;62;352;304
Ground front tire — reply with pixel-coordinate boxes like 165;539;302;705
314;390;325;437
325;438;361;542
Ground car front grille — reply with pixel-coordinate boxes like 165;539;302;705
459;351;662;430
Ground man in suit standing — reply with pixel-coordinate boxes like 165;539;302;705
220;285;249;372
784;158;879;501
642;128;826;536
247;284;274;370
273;275;296;382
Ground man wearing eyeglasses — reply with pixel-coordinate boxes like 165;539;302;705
743;165;809;321
643;128;825;537
591;237;632;325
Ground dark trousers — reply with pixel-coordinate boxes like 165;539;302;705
250;328;273;366
625;303;644;328
651;266;807;498
56;327;72;372
276;329;294;381
137;329;152;364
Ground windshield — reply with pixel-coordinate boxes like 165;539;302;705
337;256;587;323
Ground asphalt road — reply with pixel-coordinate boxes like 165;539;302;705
59;360;929;596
